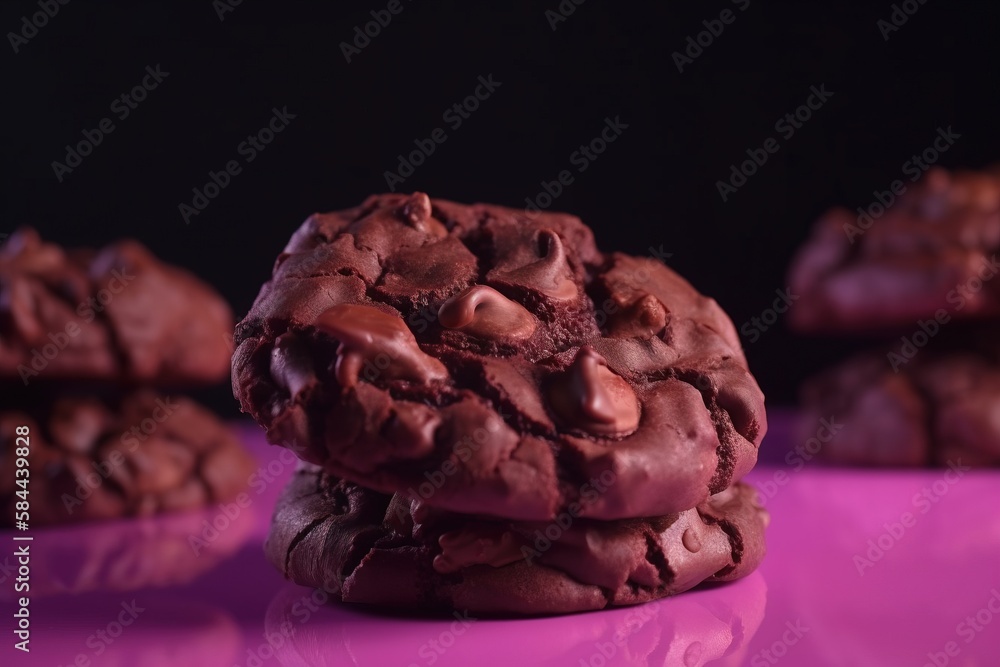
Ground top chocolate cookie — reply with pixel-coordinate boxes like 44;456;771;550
0;229;233;385
233;193;765;521
789;167;1000;333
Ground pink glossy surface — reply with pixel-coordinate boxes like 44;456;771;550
3;414;999;667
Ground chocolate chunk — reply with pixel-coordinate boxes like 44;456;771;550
547;346;639;436
433;524;525;573
438;285;537;341
487;228;578;301
400;192;445;236
317;303;448;388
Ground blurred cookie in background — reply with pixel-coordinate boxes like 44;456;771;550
789;166;1000;467
0;229;254;524
789;167;1000;335
0;391;256;525
0;228;233;386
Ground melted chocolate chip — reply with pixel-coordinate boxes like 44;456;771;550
316;304;448;388
399;192;447;237
432;525;525;574
437;285;537;341
269;333;318;398
384;402;441;458
608;294;668;338
548;346;640;436
682;528;702;553
491;229;578;301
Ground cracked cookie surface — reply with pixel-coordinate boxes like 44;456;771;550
265;464;767;616
233;193;766;520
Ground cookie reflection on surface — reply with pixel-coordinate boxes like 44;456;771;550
264;571;767;667
41;599;241;667
1;501;254;597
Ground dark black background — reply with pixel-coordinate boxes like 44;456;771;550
3;0;999;415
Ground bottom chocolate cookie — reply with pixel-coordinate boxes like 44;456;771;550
800;348;1000;467
265;465;768;616
0;390;257;524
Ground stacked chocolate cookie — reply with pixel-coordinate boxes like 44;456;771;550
234;193;769;615
0;229;255;524
790;167;1000;466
